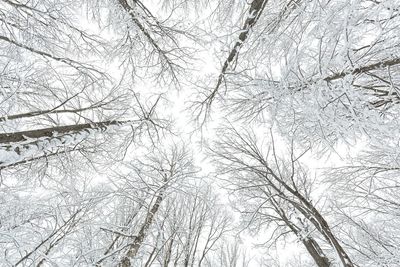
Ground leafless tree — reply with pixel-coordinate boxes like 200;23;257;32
88;143;197;266
210;238;253;267
209;125;355;266
0;0;196;173
326;140;400;266
192;0;400;147
192;0;303;122
2;0;400;266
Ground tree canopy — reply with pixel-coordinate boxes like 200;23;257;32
1;0;400;266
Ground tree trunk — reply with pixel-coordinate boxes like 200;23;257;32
0;120;128;144
273;199;331;267
119;189;165;267
292;195;354;267
302;238;331;267
268;171;355;267
210;0;269;102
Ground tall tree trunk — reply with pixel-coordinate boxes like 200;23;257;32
0;120;132;169
208;0;269;105
119;189;165;267
0;120;129;144
291;195;354;267
272;199;331;267
268;170;355;267
302;238;331;267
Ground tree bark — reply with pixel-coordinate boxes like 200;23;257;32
208;0;269;104
272;198;331;267
291;196;354;267
119;188;165;267
0;120;129;144
267;170;355;267
302;238;332;267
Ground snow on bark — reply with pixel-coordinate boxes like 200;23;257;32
0;120;131;169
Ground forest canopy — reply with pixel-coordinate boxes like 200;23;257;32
0;0;400;266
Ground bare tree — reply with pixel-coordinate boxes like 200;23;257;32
193;0;400;148
130;180;234;267
87;143;197;266
3;0;400;266
209;125;355;266
326;141;400;266
192;0;303;122
0;0;197;172
210;237;253;267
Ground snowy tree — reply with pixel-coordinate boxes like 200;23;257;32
2;0;400;266
325;140;400;266
209;126;354;266
196;0;400;147
0;0;198;171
